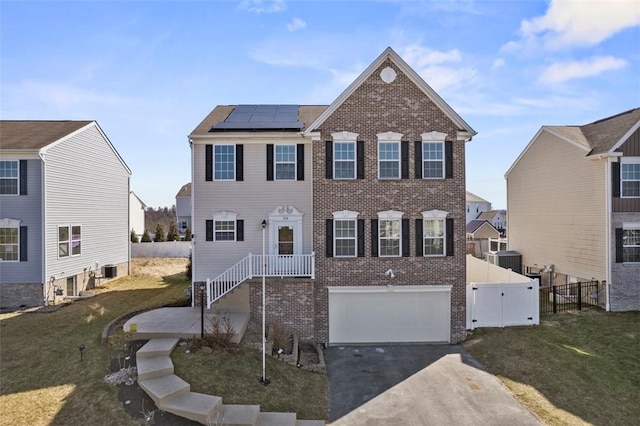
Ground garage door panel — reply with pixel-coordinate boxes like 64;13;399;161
329;287;451;344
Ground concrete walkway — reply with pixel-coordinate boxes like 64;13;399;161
326;345;541;426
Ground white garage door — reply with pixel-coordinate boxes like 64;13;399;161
328;285;451;344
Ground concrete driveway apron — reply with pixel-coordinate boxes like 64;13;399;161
326;344;541;426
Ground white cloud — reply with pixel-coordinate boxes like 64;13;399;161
509;0;640;50
287;17;306;32
492;58;505;70
538;56;627;83
400;44;462;67
238;0;286;14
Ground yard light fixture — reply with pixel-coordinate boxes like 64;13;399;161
78;344;85;361
260;219;270;386
200;282;206;338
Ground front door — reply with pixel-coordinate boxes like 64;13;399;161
278;225;294;255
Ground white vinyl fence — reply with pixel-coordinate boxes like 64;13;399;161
131;241;191;258
466;254;539;330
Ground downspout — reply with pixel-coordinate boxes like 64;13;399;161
128;177;131;276
604;157;612;311
189;136;195;307
39;150;48;306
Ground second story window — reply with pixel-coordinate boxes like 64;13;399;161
0;161;18;195
621;161;640;197
334;142;356;179
378;142;400;179
214;145;235;180
422;142;444;179
275;145;296;180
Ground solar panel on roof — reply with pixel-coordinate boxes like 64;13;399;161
211;104;303;131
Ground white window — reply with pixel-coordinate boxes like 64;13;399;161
623;228;640;262
214;220;236;241
333;210;359;257
422;210;448;257
59;225;81;258
378;142;400;179
214;145;235;180
0;226;19;261
621;159;640;197
422;142;444;179
0;161;18;195
378;210;403;257
275;144;296;180
334;142;356;179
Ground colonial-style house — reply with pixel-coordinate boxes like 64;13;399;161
506;108;640;311
465;191;492;224
189;47;476;344
175;183;192;238
476;210;507;235
0;120;131;308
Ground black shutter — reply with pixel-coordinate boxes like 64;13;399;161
615;228;624;263
357;141;365;179
19;160;27;195
206;220;213;241
371;219;379;257
445;141;453;178
612;162;621;198
357;219;365;257
446;218;454;256
19;226;27;261
266;144;274;181
414;141;422;178
297;144;305;181
236;220;244;241
235;144;244;181
325;141;333;179
415;219;423;257
401;141;409;179
402;218;410;256
205;145;213;181
325;219;333;257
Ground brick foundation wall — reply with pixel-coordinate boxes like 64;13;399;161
312;58;468;343
0;282;42;308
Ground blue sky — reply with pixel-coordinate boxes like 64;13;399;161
2;0;639;209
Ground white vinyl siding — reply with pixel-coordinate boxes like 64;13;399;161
0;160;19;195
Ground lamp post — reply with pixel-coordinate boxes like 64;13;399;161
260;219;270;386
200;282;205;338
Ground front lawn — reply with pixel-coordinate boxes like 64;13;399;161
464;309;640;426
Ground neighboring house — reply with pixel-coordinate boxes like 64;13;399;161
476;209;507;235
175;183;192;238
465;191;492;224
130;191;147;238
0;120;131;308
466;219;501;259
506;108;640;311
189;47;476;345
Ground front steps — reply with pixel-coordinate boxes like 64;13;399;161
136;337;324;425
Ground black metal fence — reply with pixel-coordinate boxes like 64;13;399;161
540;281;600;314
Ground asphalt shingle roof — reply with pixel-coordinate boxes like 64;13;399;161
0;120;93;150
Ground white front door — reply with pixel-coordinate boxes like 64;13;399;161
277;225;294;255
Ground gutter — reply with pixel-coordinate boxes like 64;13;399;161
189;136;195;307
605;157;612;311
39;150;48;306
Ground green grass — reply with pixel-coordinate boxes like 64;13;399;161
464;310;640;426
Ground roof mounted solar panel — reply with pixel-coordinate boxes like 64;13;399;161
211;104;303;130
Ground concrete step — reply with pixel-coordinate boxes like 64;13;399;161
161;391;222;425
137;356;174;381
138;374;190;406
220;404;260;426
257;412;297;425
295;421;326;426
137;337;180;358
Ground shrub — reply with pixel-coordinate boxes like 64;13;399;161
154;223;165;242
141;230;152;242
130;229;139;243
167;221;180;242
184;227;192;241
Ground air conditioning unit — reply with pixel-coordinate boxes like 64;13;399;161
103;264;117;278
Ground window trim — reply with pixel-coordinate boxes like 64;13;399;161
332;132;359;180
0;221;19;262
622;222;640;263
333;141;357;180
620;157;640;198
421;141;445;179
378;210;403;257
422;210;449;257
0;160;19;196
213;144;236;181
332;210;359;258
58;224;82;258
212;211;239;242
274;144;297;181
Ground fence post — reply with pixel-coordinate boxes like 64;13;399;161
577;282;582;310
552;286;557;314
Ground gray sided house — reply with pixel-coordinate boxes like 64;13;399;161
190;47;476;345
0;121;131;308
506;108;640;311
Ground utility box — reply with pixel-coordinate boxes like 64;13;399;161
103;264;117;278
486;250;522;274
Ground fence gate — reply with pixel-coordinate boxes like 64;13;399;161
467;281;540;330
539;281;600;314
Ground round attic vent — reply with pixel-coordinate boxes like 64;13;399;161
380;66;397;83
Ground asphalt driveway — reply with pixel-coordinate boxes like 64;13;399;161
325;344;541;425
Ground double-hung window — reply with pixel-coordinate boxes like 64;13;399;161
422;142;444;179
621;159;640;197
275;144;296;180
214;220;236;241
0;161;18;195
622;228;640;262
334;142;356;179
379;219;400;256
334;219;356;257
378;142;400;179
423;218;445;256
0;226;19;261
207;211;243;242
214;145;235;180
59;225;81;258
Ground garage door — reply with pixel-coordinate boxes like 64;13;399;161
328;285;451;344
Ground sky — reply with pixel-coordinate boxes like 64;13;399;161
1;0;639;209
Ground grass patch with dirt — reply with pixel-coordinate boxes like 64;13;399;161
464;309;640;426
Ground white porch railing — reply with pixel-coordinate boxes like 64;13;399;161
205;252;315;308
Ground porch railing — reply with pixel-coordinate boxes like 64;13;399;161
206;252;315;308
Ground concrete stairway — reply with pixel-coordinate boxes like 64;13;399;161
136;337;325;425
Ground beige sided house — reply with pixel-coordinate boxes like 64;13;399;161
189;47;476;344
506;108;640;311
